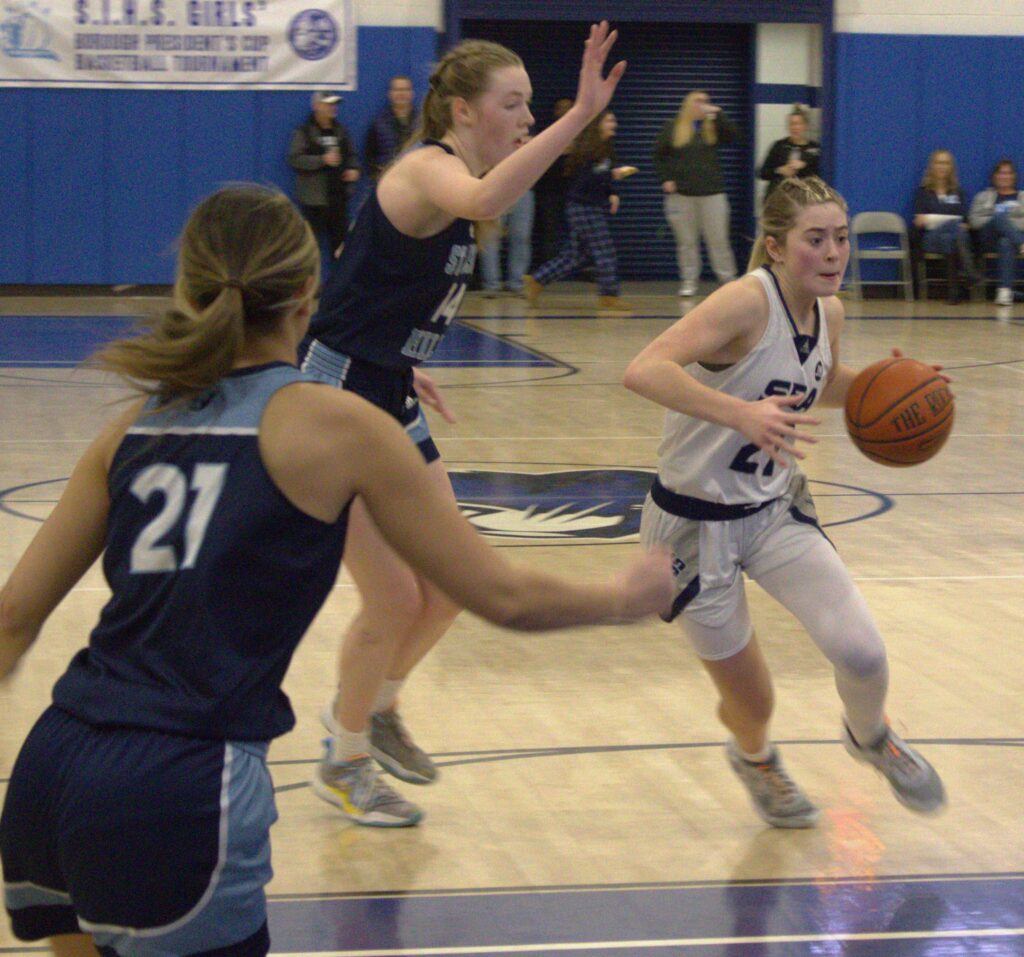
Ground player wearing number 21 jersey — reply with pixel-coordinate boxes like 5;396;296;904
654;263;832;506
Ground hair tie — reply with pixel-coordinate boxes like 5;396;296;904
223;279;245;291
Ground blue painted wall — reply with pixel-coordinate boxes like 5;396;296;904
833;33;1024;220
7;27;1024;285
0;26;437;284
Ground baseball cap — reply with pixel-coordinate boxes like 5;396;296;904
312;91;341;106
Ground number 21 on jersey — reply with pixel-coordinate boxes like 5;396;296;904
129;462;227;574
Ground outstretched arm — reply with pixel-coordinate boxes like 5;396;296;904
0;407;135;680
261;384;672;629
405;22;627;221
353;406;670;628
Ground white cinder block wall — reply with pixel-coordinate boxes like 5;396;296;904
835;0;1024;36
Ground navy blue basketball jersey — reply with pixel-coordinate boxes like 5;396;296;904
308;139;476;369
51;363;350;741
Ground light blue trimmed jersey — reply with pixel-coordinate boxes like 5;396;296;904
52;363;350;741
308;139;476;369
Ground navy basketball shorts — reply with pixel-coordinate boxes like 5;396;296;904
301;338;440;464
1;706;275;957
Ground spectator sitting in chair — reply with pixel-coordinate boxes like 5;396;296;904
969;158;1024;306
912;149;981;304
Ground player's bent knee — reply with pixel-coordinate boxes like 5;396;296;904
837;642;887;682
419;583;461;626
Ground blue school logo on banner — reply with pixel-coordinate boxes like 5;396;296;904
286;8;336;61
450;469;652;541
1;2;59;59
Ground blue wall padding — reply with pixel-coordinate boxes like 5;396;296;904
833;33;1024;221
0;26;437;284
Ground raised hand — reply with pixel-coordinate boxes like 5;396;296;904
572;21;627;121
736;393;820;468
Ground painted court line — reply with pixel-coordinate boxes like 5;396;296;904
272;926;1024;955
58;572;1024;595
6;432;1024;443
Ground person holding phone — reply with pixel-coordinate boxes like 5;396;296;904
654;90;740;298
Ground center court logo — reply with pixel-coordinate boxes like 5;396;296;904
448;469;894;541
287;8;337;61
450;469;652;541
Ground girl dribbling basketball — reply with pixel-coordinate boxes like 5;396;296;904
624;176;946;827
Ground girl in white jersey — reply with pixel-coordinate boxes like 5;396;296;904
624;177;946;827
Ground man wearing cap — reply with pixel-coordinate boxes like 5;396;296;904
364;75;418;179
288;91;361;264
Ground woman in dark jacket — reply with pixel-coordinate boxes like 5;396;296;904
654;90;739;298
913;149;980;303
524;110;637;312
758;105;821;199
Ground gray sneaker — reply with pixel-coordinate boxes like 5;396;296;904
369;709;439;785
843;722;946;814
726;742;820;828
319;700;438;784
311;750;423;827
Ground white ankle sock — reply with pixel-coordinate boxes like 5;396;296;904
735;740;773;763
328;727;369;763
372;678;405;714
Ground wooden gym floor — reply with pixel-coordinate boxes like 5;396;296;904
1;282;1022;955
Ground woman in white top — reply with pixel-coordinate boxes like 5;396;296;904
969;158;1024;305
624;176;946;828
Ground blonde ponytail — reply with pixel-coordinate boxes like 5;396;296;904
90;185;318;403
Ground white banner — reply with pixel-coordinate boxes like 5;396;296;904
0;0;356;89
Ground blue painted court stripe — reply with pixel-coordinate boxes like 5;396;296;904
0;316;138;366
266;876;1024;954
0;317;559;369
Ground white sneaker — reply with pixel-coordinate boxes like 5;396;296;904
995;287;1013;306
678;281;698;298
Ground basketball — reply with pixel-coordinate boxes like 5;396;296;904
845;357;954;467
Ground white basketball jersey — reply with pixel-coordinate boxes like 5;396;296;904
656;266;832;505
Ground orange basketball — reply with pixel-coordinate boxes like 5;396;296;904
845;357;954;467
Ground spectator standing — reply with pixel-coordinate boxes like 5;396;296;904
524;111;636;312
533;96;575;263
654;90;739;298
912;149;980;304
288;91;361;266
365;75;418;178
969;158;1024;305
480;187;535;297
758;105;821;200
